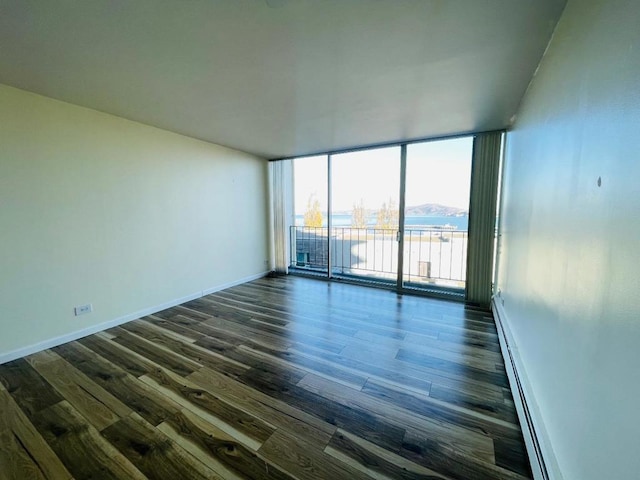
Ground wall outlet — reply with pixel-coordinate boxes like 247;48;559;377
74;304;93;316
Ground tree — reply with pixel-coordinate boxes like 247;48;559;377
376;197;399;229
303;194;323;228
351;199;367;228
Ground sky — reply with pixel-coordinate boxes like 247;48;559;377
293;136;473;214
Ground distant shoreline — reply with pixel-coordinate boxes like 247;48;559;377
294;214;469;230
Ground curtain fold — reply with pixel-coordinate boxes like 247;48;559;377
269;160;293;274
465;132;503;307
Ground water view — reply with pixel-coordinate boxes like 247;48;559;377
295;213;469;230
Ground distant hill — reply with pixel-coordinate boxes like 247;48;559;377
405;203;467;216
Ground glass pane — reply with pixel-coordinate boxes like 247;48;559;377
403;137;473;290
292;156;328;273
330;146;400;282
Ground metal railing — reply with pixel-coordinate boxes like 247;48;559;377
290;226;468;288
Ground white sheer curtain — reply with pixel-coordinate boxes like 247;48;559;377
268;160;294;274
465;131;503;307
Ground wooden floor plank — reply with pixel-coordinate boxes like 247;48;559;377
0;275;531;479
297;373;496;464
118;321;250;377
396;349;510;388
26;353;126;431
401;427;530;480
289;346;435;395
362;379;521;439
0;358;64;417
428;382;519;424
239;367;407;455
188;366;336;448
402;331;504;362
325;428;455;480
78;333;157;378
138;367;275;450
494;436;533;478
0;385;72;480
340;342;506;396
145;314;208;341
236;343;369;390
158;408;294;480
109;327;203;377
31;401;147;480
0;428;48;480
53;341;181;427
100;413;219;479
259;429;372;480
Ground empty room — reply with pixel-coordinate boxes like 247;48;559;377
1;1;638;479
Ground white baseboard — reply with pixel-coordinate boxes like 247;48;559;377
0;271;269;365
492;296;563;480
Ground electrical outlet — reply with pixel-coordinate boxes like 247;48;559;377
74;304;93;316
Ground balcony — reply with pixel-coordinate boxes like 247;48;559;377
290;226;468;290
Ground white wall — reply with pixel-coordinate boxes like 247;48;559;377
497;0;640;478
0;84;269;359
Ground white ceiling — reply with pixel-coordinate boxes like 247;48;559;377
0;0;566;159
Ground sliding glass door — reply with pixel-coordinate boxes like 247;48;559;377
288;135;477;295
402;138;472;291
330;147;400;281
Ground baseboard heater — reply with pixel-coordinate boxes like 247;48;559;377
492;298;551;480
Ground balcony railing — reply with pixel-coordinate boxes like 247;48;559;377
290;226;468;289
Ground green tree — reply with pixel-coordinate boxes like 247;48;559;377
376;197;399;229
351;199;367;228
303;194;323;228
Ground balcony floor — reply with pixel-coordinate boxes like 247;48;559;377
0;275;530;479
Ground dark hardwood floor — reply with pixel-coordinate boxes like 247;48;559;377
0;275;531;479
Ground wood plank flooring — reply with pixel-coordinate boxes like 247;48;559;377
0;275;531;479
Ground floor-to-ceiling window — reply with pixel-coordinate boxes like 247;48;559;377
331;147;400;282
292;155;328;274
285;133;493;297
402;137;472;290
